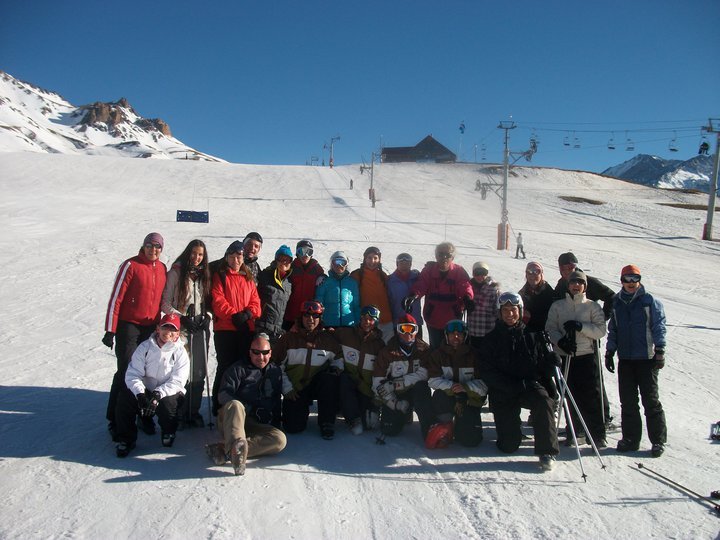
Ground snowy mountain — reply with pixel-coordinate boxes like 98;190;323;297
602;153;714;192
1;153;719;539
0;71;224;162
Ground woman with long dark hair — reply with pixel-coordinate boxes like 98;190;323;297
162;239;212;428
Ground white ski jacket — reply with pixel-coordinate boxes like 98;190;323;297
546;292;606;356
125;333;190;398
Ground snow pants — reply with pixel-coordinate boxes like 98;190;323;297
115;387;183;444
106;321;154;423
218;400;287;458
431;391;483;447
282;371;339;433
491;387;559;456
212;329;251;415
565;353;606;442
618;358;666;445
339;371;376;425
379;381;436;439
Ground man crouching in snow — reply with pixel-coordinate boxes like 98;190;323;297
478;293;561;471
206;333;287;476
115;313;190;457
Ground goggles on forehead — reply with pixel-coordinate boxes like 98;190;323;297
301;300;324;315
361;305;381;320
621;274;641;283
397;323;418;335
498;292;522;307
445;320;467;333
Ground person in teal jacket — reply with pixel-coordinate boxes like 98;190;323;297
314;251;360;327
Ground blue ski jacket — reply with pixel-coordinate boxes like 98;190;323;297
314;269;360;327
607;286;666;359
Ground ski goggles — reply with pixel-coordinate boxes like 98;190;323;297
397;322;418;335
297;246;313;257
445;319;467;333
498;292;522;307
301;300;324;315
360;305;381;320
332;258;348;267
396;255;412;263
525;268;541;275
621;274;641;283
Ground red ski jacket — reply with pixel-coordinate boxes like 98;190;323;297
211;267;262;332
284;258;325;323
105;252;167;333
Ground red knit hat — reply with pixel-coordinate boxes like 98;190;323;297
398;314;417;325
621;264;641;277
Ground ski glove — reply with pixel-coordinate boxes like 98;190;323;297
557;335;576;355
454;392;468;417
653;348;665;369
463;296;475;313
181;315;198;333
605;351;616;373
231;309;252;330
102;332;115;350
137;392;156;417
402;295;417;313
563;320;583;333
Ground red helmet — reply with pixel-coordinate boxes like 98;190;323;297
425;422;454;449
301;300;324;315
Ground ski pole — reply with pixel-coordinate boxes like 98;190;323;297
633;463;720;514
595;340;606;426
556;367;607;469
556;354;573;430
555;366;588;481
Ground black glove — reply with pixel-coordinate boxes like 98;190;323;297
402;295;417;313
563;320;582;333
454;392;468;416
231;309;251;330
541;351;562;376
463;296;475;313
102;331;115;350
147;391;161;416
201;315;211;331
558;335;577;355
180;315;198;333
605;350;616;373
254;408;272;424
521;378;541;392
136;392;153;417
653;348;665;369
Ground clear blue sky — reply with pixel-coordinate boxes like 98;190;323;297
2;0;718;172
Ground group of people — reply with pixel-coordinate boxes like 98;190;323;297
101;233;667;475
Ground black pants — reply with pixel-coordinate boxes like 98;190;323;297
115;388;184;444
515;246;526;259
212;329;251;415
618;358;666;444
181;326;209;421
380;381;436;438
427;327;445;350
339;371;375;424
432;390;483;447
282;371;340;433
565;353;606;441
491;387;559;455
106;321;154;423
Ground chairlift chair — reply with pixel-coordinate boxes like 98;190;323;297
668;131;678;152
607;132;616;150
625;138;635;151
563;135;570;147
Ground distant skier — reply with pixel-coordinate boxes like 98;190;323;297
515;233;526;259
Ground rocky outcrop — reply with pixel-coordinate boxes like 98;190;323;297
79;98;171;136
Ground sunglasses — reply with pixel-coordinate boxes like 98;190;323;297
333;259;347;267
436;252;453;259
250;348;271;355
361;305;381;319
445;320;466;333
473;269;488;276
303;312;321;319
526;269;541;275
498;292;522;306
569;279;586;285
397;323;418;335
621;275;641;283
297;247;313;257
144;243;162;250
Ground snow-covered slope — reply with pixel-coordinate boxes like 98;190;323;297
0;154;718;539
0;71;224;162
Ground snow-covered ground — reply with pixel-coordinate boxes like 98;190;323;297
0;153;718;539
